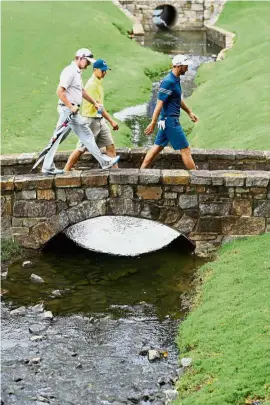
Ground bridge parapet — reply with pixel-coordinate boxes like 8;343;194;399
1;148;270;176
2;167;270;256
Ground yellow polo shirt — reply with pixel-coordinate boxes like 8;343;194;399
82;74;104;118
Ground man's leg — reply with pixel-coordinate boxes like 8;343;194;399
64;149;84;172
180;146;196;170
105;144;118;168
42;107;70;173
70;114;117;168
141;145;164;169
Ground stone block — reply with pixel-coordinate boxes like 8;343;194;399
1;216;11;234
174;214;197;235
186;185;206;194
235;150;265;160
81;170;108;186
139;169;161;184
164;192;177;200
30;221;56;246
14;174;53;190
162;170;190;185
37;189;55;200
211;172;225;186
254;201;270;217
158;208;182;225
0;154;18;166
222;216;265;235
13;200;56;218
200;202;231;216
54;171;81;188
65;189;85;205
190;171;212;185
246;174;269;187
136;186;162;200
110;169;139;185
231;199;252;216
12;227;29;236
1;175;14;191
56;189;66;202
196;216;222;233
1;196;13;216
85;188;109;200
18;152;36;164
108;198;141;216
189;232;218;241
224;172;246;187
171;185;185;193
110;185;134;198
16;190;37;200
139;202;159;220
179;195;198;209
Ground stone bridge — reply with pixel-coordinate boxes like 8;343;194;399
1;148;270;256
118;0;226;32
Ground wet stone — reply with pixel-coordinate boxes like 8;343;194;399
22;260;33;268
30;274;44;284
10;306;26;316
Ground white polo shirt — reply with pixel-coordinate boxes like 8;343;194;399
58;61;83;106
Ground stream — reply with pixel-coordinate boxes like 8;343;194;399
1;30;219;405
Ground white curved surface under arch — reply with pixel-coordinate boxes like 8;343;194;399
64;216;180;256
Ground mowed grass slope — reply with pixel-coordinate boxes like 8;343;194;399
182;1;270;150
2;1;169;153
175;234;270;405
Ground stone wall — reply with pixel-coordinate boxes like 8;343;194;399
1;168;270;256
1;148;270;176
119;0;226;32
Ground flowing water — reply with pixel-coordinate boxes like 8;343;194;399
1;30;216;405
114;30;221;147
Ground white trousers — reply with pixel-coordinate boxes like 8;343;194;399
42;106;112;171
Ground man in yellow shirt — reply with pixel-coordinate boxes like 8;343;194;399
64;59;119;171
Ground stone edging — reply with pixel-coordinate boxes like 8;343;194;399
205;22;235;61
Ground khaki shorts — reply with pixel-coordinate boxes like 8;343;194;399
77;117;114;152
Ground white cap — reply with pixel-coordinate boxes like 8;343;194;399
172;54;193;66
75;48;96;63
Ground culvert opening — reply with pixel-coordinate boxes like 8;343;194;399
153;5;177;30
58;216;195;256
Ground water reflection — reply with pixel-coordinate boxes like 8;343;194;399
65;216;181;256
3;235;202;318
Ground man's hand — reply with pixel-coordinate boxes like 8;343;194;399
144;122;156;135
111;120;119;131
94;102;100;111
188;111;199;123
70;105;79;114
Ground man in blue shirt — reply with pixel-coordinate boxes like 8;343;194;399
141;54;198;170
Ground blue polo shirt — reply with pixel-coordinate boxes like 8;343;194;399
158;71;181;119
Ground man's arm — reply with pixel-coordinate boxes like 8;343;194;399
144;100;164;135
101;108;119;130
57;86;78;114
82;88;99;111
181;98;199;123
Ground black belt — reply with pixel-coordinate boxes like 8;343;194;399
59;103;80;107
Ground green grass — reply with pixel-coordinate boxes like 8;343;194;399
1;1;169;153
175;234;270;405
182;1;270;150
1;238;22;262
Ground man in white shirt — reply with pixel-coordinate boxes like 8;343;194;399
42;48;120;175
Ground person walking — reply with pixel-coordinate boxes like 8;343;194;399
41;49;119;175
141;54;198;170
64;59;119;172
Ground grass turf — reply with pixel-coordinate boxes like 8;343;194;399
175;234;270;405
181;1;270;150
1;1;169;154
